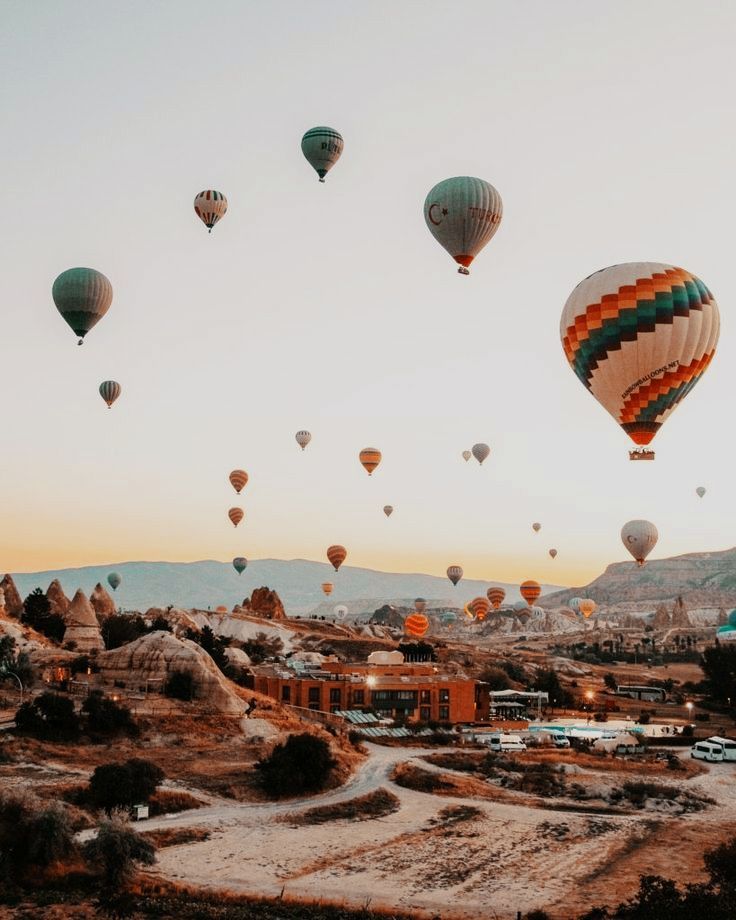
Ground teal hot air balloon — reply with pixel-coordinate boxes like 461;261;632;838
107;572;121;592
301;127;343;182
233;557;248;575
52;268;113;345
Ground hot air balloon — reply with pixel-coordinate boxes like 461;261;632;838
579;598;597;619
359;448;382;476
532;522;541;533
53;267;113;345
513;599;530;612
472;443;490;465
486;587;505;609
469;596;491;622
301;127;344;182
549;549;558;559
107;572;121;591
621;519;658;566
463;602;475;620
334;604;348;620
233;557;248;575
462;450;471;462
194;190;228;232
229;470;248;494
520;580;541;604
568;597;582;614
99;380;121;408
383;505;394;517
423;177;503;275
404;613;429;638
440;611;457;625
561;264;720;459
696;486;706;498
327;545;347;571
295;430;312;450
228;507;244;527
321;582;334;596
447;565;463;586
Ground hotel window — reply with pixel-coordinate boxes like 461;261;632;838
420;690;431;704
329;688;341;704
308;687;320;703
281;685;291;702
420;706;431;721
439;705;449;721
439;689;450;703
354;690;365;705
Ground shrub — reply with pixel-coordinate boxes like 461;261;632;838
88;759;164;814
82;690;137;736
15;692;80;741
637;711;651;725
478;666;511;690
83;818;155;890
0;791;76;882
291;788;399;825
165;670;195;700
101;613;148;650
256;733;336;797
603;672;618;691
21;588;66;642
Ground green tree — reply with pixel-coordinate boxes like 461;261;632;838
82;690;136;736
257;733;336;797
603;672;618;691
83;818;155;890
533;668;573;707
101;613;148;650
88;759;164;814
21;588;66;642
478;666;511;690
15;692;80;740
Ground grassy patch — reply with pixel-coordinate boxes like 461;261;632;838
287;788;400;826
148;788;205;816
140;826;211;848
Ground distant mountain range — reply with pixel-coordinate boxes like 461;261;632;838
540;547;736;612
4;559;564;615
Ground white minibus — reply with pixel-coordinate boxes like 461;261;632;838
691;741;724;763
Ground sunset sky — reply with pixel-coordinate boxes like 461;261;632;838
1;1;733;587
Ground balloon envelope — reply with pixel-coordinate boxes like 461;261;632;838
728;610;736;628
404;613;429;638
470;596;491;622
462;450;471;462
334;604;348;620
194;190;227;231
447;565;463;586
327;545;347;571
520;580;542;604
301;127;343;182
359;448;382;476
53;267;112;343
414;598;427;614
472;443;490;465
621;519;658;566
532;522;541;533
579;598;597;618
696;486;706;498
107;572;121;591
99;380;121;408
321;582;334;596
549;548;558;559
295;430;312;450
233;557;248;575
228;507;244;527
424;177;503;274
486;587;505;609
383;505;393;517
229;470;248;494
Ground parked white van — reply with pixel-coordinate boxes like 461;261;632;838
706;736;736;762
691;741;724;762
489;734;527;753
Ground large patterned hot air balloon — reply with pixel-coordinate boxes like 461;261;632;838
462;450;471;462
295;430;312;450
383;505;393;517
359;448;382;476
233;557;248;575
194;190;228;232
53;267;113;345
520;580;541;604
696;486;706;498
229;470;248;494
414;598;427;614
532;522;541;533
472;443;490;465
486;587;505;609
561;264;720;459
470;596;491;622
447;565;463;586
327;545;347;571
549;548;558;559
621;519;658;566
228;507;244;527
99;381;121;408
405;613;429;638
107;572;121;591
579;598;597;619
423;177;503;275
301;127;343;182
321;582;334;596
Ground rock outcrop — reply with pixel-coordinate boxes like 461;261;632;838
240;587;287;620
64;590;104;653
46;579;71;618
96;631;244;715
0;575;23;618
652;604;671;629
90;583;116;621
671;596;691;628
145;607;202;637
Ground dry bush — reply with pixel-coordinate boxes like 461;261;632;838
140;826;211;848
148;788;205;816
287;788;400;825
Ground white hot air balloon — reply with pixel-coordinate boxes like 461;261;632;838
295;430;312;450
424;177;503;275
472;443;490;465
301;127;344;182
334;604;348;620
462;450;471;462
696;486;706;498
621;519;659;566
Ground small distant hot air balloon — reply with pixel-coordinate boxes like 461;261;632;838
486;587;505;609
233;557;248;575
440;611;457;625
532;522;541;533
359;448;382;476
107;572;121;591
327;545;347;571
472;443;490;465
414;598;427;614
404;613;429;638
549;548;558;559
99;380;121;408
228;507;244;527
229;470;248;494
194;190;228;232
462;450;472;462
321;582;334;596
424;177;503;275
53;267;113;345
621;519;658;566
447;565;463;586
383;505;394;517
513;599;530;612
579;598;597;619
295;430;312;450
301;127;344;182
520;580;541;604
696;486;706;498
334;604;348;620
470;596;491;622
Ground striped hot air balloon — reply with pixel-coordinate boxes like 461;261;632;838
229;470;248;494
321;582;334;596
327;545;347;571
404;613;429;638
99;380;121;408
194;190;228;232
621;519;658;566
569;597;582;614
301;127;344;182
233;557;248;575
486;587;505;609
520;580;541;604
472;443;490;465
295;430;312;450
359;448;382;476
53;267;113;345
424;177;503;275
579;598;597;619
447;565;463;586
469;596;490;622
561;264;720;458
228;507;244;527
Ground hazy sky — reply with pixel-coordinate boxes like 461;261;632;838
1;1;734;587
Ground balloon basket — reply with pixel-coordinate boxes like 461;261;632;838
629;449;655;461
457;266;470;275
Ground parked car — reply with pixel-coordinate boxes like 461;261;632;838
691;741;724;762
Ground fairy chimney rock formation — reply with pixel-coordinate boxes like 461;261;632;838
671;596;691;628
46;579;71;618
90;583;116;621
64;590;104;653
240;587;287;620
652;604;671;629
0;575;24;619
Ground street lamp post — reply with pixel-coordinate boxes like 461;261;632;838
0;668;24;706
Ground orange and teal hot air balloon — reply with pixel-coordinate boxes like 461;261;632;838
301;127;344;182
53;267;113;345
520;580;541;605
229;470;248;494
424;177;503;275
561;264;720;459
359;448;382;476
99;381;121;408
194;190;227;232
486;587;505;609
228;507;244;527
404;613;429;638
327;545;347;571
